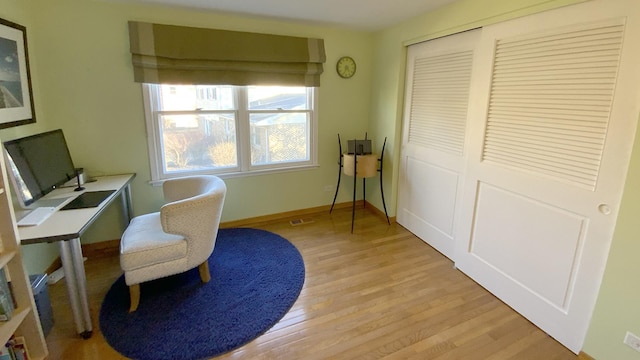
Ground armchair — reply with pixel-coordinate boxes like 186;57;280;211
119;175;226;312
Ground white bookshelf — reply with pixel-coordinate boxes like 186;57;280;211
0;150;48;359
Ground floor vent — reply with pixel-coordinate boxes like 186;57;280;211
289;218;314;226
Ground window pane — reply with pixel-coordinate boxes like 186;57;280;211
250;113;309;165
248;86;308;110
160;114;237;172
158;85;235;111
146;84;316;180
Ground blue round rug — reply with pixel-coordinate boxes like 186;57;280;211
99;228;305;360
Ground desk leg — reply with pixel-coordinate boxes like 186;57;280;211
59;241;82;334
71;237;93;338
121;184;133;224
59;238;93;339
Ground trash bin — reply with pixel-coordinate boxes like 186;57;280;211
29;274;53;337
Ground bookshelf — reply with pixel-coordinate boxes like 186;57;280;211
0;151;48;359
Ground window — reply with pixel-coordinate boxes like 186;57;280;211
143;84;317;181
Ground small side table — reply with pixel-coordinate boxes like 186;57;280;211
330;135;390;232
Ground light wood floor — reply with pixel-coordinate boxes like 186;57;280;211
44;207;578;359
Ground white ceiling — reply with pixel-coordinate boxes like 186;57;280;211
113;0;459;30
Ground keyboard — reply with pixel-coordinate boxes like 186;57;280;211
17;207;56;227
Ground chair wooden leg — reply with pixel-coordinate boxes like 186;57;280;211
129;284;140;313
198;261;211;283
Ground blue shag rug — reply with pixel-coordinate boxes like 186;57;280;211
99;228;305;360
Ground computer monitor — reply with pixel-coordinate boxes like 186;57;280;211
3;129;77;208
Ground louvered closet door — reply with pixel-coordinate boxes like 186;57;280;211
455;0;640;352
397;30;479;259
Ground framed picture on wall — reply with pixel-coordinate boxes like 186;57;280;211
0;18;35;129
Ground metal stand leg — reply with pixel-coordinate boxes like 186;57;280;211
363;178;366;208
351;151;357;233
59;238;93;339
330;135;343;214
379;173;390;225
379;137;390;225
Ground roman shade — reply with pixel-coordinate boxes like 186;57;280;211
128;21;326;86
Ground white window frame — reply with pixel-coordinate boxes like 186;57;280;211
142;84;319;184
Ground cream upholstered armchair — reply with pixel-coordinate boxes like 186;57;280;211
119;175;226;312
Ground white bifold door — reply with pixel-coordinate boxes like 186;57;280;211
398;0;640;353
397;29;480;259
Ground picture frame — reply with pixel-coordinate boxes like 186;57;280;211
0;18;35;129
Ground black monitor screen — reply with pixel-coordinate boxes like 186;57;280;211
3;129;76;207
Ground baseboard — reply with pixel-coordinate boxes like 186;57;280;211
43;202;396;272
82;239;121;258
44;258;62;276
221;201;395;228
44;239;121;275
364;200;396;224
577;351;595;360
220;201;351;228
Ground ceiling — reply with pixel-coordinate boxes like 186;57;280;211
112;0;459;30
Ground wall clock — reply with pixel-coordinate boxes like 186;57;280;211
336;56;356;79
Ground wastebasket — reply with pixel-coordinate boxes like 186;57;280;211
29;274;53;337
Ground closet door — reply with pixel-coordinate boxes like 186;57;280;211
397;30;479;259
455;0;640;352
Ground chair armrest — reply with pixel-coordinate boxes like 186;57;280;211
160;192;224;237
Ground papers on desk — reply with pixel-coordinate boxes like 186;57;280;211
17;207;56;227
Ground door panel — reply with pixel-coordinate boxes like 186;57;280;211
400;158;459;247
456;0;640;352
398;29;480;259
470;182;586;309
481;18;625;190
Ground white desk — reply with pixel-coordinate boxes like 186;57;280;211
17;174;136;339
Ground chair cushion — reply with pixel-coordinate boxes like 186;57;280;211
120;212;187;271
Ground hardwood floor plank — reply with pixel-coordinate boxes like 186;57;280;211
44;207;577;359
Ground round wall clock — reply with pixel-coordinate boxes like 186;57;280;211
336;56;356;79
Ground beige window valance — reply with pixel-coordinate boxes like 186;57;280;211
128;21;326;86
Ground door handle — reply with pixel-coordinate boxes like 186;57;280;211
598;204;611;215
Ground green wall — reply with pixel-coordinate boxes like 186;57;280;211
0;0;374;272
583;119;640;359
2;0;639;358
26;0;374;223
